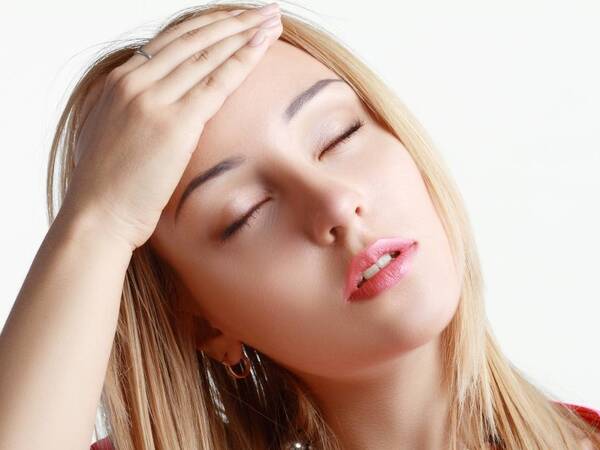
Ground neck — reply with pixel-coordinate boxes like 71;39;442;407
298;336;452;450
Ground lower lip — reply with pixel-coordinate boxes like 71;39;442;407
347;242;418;302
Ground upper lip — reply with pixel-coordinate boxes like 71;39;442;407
344;237;418;299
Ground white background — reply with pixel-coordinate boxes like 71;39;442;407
1;0;599;445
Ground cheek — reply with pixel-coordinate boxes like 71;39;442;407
232;251;340;347
374;152;463;353
357;133;420;204
190;243;352;374
187;248;329;347
353;135;434;250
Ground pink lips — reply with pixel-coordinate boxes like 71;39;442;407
344;237;418;302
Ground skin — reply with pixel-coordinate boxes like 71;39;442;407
148;38;464;450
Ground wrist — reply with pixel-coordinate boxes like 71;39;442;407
53;197;137;256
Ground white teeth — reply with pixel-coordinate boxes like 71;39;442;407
357;251;400;288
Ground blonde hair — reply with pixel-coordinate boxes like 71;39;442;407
46;2;600;449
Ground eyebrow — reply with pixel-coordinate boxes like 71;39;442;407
174;77;345;222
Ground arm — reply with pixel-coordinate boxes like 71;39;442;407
0;202;133;450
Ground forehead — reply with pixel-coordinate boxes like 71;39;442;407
164;40;345;210
199;39;341;146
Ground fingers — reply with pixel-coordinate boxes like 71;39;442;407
142;5;281;83
113;9;235;79
107;4;281;97
174;20;282;123
150;15;282;103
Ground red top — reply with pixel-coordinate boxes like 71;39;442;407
89;401;600;450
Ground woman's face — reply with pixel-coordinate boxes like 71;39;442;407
149;39;462;380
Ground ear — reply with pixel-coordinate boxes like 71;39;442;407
196;328;242;365
166;273;245;365
170;269;205;315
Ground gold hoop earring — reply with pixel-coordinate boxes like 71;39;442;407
221;348;251;379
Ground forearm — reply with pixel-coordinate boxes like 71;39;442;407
0;203;133;450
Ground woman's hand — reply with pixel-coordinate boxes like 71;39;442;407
64;3;282;251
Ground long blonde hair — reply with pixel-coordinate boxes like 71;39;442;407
46;2;600;449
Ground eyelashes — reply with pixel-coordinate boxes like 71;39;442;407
219;118;365;242
220;197;270;241
317;118;365;160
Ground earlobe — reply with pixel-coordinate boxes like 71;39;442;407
221;342;243;365
195;328;244;365
172;283;244;364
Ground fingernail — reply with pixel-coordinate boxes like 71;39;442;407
227;9;245;16
256;2;280;16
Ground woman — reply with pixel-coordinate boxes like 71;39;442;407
1;1;598;449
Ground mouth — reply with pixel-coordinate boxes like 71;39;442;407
344;237;418;301
355;250;401;289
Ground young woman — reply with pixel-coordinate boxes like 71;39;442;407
1;2;598;449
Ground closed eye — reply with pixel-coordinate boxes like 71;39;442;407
219;118;365;242
318;118;365;160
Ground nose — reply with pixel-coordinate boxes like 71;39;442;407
284;166;368;245
311;184;365;244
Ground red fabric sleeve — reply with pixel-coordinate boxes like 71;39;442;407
90;435;114;450
557;401;600;431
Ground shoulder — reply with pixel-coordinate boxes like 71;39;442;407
554;401;600;449
555;401;600;430
90;436;114;450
